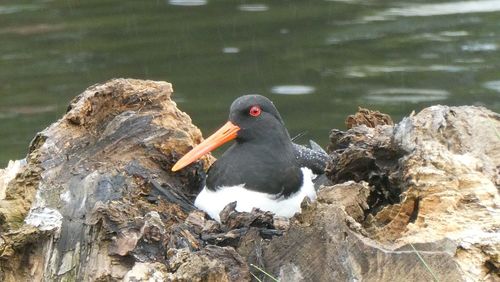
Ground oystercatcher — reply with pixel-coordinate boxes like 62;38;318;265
172;95;328;222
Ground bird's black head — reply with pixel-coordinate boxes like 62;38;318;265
171;94;303;196
171;94;293;172
228;95;289;143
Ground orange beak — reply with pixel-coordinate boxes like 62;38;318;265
171;121;240;172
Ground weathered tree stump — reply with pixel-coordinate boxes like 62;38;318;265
0;79;245;281
0;79;498;281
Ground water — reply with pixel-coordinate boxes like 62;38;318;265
1;0;499;166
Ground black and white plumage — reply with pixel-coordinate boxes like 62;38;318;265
172;95;329;221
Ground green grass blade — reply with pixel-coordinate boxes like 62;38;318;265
250;272;264;282
250;264;279;282
409;243;440;282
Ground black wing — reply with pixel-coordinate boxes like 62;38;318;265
292;141;330;175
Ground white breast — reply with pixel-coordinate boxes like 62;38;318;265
194;167;316;222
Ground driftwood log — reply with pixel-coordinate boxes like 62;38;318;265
0;79;498;281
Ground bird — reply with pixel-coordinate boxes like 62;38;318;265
171;95;329;222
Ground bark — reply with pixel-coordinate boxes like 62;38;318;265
0;79;498;281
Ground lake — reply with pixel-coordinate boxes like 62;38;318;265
1;0;499;166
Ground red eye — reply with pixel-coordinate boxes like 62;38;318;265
249;105;261;117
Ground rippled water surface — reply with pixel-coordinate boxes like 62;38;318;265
1;0;500;166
